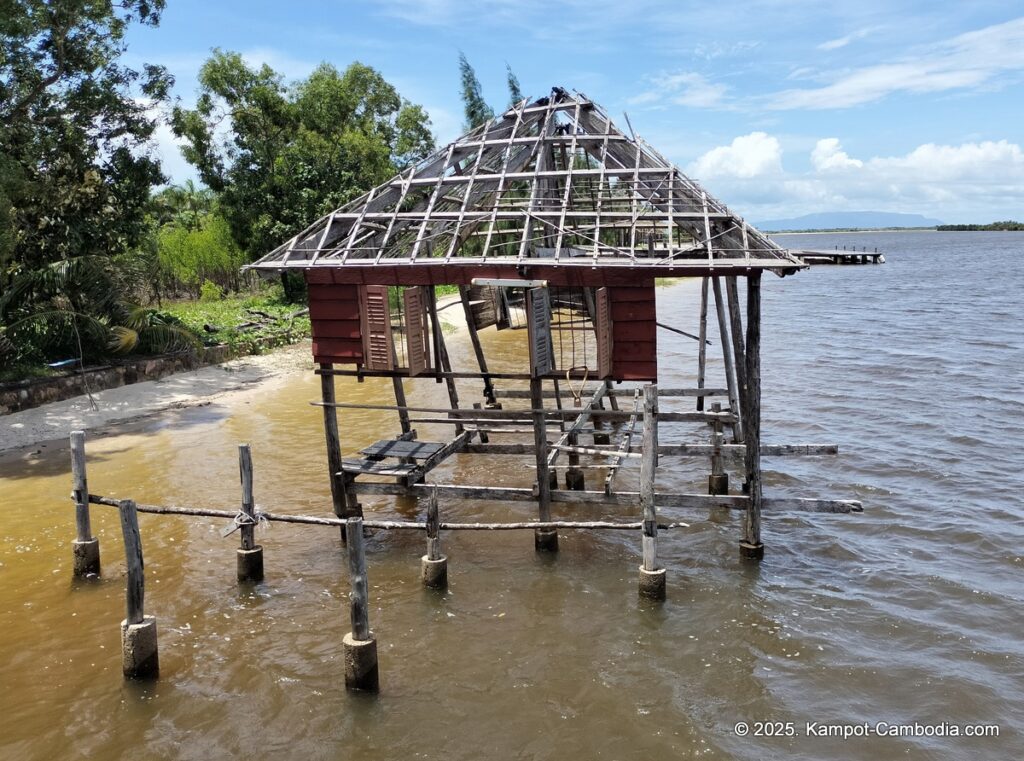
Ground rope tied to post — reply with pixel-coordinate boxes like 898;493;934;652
566;365;589;407
221;507;269;538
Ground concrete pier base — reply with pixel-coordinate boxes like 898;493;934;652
72;538;100;577
343;632;379;692
236;545;264;583
708;473;729;495
534;528;559;553
421;554;448;589
121;616;159;679
565;468;586;491
739;542;765;561
638;566;667;600
592;431;610;446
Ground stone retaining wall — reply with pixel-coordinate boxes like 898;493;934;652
0;331;304;415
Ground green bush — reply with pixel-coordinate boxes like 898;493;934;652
199;279;224;302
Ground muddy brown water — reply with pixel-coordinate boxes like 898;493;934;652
1;231;1022;760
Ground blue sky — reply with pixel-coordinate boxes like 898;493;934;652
127;1;1024;223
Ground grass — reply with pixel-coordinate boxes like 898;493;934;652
162;287;311;350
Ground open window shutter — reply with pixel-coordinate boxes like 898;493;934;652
527;287;553;377
360;285;393;370
595;287;613;378
403;286;430;376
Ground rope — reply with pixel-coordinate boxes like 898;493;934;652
220;507;269;538
566;365;589;407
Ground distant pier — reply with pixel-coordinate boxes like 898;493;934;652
791;246;885;265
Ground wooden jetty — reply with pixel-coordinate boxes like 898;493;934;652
791;246;885;265
66;88;862;692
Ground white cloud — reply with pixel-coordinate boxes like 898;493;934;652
691;135;1024;222
629;71;728;109
811;138;863;171
817;27;876;51
689;132;783;179
770;17;1024;109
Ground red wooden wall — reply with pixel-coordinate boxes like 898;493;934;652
609;286;658;381
307;273;363;365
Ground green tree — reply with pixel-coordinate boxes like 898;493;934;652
458;52;493;130
171;53;435;296
506;63;523;107
0;0;173;293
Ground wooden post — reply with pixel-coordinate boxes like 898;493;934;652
459;285;497;406
236;444;264;582
725;276;747;412
740;273;764;560
708;403;729;495
118;499;158;679
343;516;379;691
389;342;412;435
427;288;463;435
638;384;665;599
711;277;743;442
531;377;558;552
696;277;709;411
421;487;448;588
70;431;100;577
320;364;361;536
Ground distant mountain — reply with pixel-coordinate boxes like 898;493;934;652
754;211;944;232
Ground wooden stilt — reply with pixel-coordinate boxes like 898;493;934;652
531;376;558;552
458;285;497;405
740;273;764;560
725;276;747;411
638;384;665;599
427;288;463;435
320;364;360;533
708;403;729;495
696;277;709;411
70;431;100;577
236;444;264;582
711;277;743;442
421;487;448;588
343;516;379;691
118;499;158;679
389;342;412;435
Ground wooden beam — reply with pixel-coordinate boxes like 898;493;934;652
741;272;763;557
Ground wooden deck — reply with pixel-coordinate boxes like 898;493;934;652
791;248;885;265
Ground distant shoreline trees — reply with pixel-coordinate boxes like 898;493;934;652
936;221;1023;231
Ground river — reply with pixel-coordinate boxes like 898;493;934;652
1;231;1021;760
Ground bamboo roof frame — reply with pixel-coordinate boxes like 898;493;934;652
248;87;804;275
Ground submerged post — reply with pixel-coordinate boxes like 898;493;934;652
344;516;379;692
638;384;666;600
118;499;158;679
740;273;764;560
421;487;448;588
708;403;729;495
531;377;558;552
236;444;264;583
711;277;743;442
70;431;100;577
696;277;709;411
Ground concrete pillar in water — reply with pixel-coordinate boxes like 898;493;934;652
121;616;159;679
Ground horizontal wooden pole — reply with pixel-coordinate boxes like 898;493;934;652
492;387;730;400
462;443;839;457
86;495;681;530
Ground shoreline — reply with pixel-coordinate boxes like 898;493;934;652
0;296;470;458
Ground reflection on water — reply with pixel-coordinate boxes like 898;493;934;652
1;232;1022;760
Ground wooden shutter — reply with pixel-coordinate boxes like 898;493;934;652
359;285;393;370
527;287;553;377
595;287;613;378
403;286;430;376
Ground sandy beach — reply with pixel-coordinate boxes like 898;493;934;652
0;295;468;457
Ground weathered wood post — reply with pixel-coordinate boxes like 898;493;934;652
236;444;264;583
343;516;379;692
118;499;159;679
531;377;558;552
696;277;709;411
70;431;100;577
708;402;729;495
740;273;764;560
638;384;666;600
421;487;448;588
711;277;743;442
320;363;361;543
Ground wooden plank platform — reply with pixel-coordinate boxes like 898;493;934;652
791;249;885;265
361;439;445;460
340;459;421;476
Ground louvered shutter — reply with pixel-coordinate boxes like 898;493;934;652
360;285;393;370
595;286;613;378
527;287;553;377
403;286;430;376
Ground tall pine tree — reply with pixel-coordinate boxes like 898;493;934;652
506;64;524;107
458;53;494;130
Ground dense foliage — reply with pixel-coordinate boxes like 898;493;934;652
936;221;1024;231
